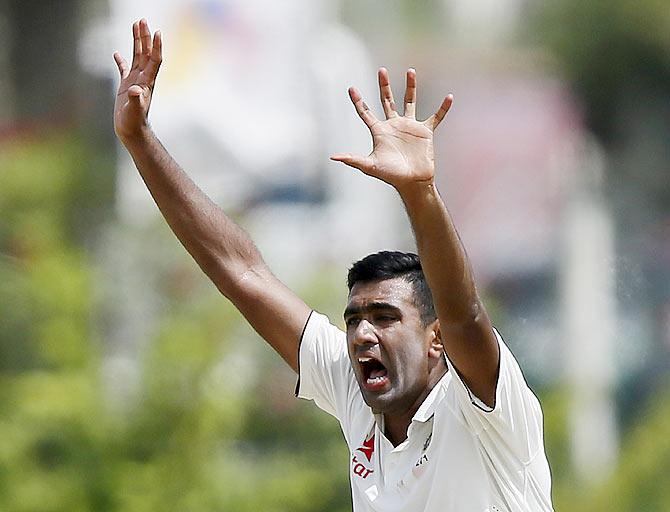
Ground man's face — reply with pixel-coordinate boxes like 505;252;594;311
344;277;441;416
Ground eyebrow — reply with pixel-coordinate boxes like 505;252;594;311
343;301;401;319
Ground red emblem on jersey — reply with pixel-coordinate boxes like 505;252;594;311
357;434;375;462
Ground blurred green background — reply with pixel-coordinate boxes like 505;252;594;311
1;0;670;510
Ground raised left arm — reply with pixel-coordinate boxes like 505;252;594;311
332;68;499;406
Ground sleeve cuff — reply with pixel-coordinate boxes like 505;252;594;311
444;327;504;414
294;310;315;398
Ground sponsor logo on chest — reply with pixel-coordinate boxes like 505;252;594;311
352;433;375;479
352;430;433;481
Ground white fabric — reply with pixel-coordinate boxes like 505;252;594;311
297;311;554;512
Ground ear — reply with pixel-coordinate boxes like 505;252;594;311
426;319;444;360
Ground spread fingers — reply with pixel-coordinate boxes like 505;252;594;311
378;68;398;119
403;68;417;118
349;87;379;129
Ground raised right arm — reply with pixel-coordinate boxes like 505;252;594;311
113;19;310;372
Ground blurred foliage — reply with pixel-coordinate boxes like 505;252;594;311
527;0;670;146
0;134;97;373
526;4;670;506
541;383;670;511
2;131;670;511
587;383;670;511
0;132;351;511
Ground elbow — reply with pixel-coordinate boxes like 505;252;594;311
456;299;488;334
469;299;486;324
195;244;266;297
440;296;486;327
214;260;270;300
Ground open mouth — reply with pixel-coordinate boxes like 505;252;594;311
358;356;390;391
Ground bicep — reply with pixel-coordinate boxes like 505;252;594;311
225;265;312;373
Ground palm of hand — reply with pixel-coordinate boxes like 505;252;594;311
115;67;152;126
369;117;435;185
331;68;452;190
113;20;162;140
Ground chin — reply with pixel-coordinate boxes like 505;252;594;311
360;387;396;414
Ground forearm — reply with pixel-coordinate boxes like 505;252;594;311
398;177;502;404
112;21;310;372
398;181;482;323
120;128;265;297
399;180;498;404
120;128;310;371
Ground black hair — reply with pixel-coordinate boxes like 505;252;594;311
347;251;437;326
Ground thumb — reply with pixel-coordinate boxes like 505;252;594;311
330;153;374;174
113;52;129;79
127;84;147;111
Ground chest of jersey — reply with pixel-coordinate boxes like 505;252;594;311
347;400;499;512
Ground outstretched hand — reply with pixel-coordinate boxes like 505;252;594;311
331;68;452;191
113;19;162;142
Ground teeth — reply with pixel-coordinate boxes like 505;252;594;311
367;376;387;384
358;357;372;363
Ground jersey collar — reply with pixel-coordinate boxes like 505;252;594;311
411;370;451;423
374;370;452;431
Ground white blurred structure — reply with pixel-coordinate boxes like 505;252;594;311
561;140;619;482
92;0;410;406
106;0;407;265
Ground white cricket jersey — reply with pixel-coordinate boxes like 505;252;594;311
296;311;554;512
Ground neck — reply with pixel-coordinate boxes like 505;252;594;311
383;411;414;447
382;366;447;446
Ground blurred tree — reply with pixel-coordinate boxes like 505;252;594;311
1;0;116;237
0;133;106;510
527;1;670;507
0;134;97;372
6;0;78;123
527;0;670;230
527;0;670;145
0;133;351;511
546;383;670;511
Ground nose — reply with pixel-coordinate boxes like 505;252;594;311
352;319;378;347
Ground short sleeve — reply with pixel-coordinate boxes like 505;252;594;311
295;311;358;422
445;329;546;464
